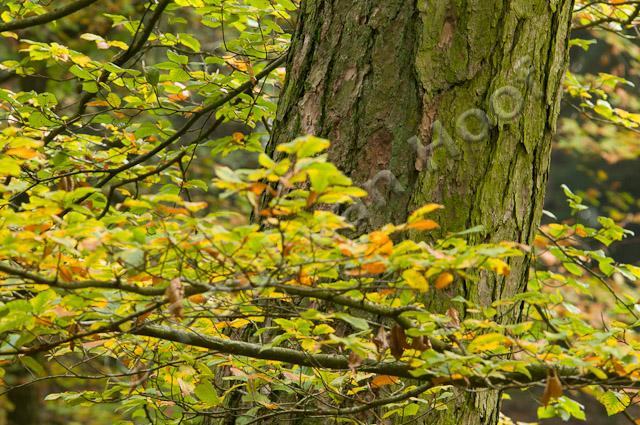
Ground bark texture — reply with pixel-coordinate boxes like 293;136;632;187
269;0;574;424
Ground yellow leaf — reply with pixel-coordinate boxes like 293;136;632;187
435;272;454;289
487;258;510;276
406;219;440;231
109;40;129;50
409;203;443;222
5;147;38;159
184;201;208;212
468;333;510;353
71;54;91;66
229;318;250;328
402;269;428;292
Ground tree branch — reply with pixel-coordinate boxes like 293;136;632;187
0;0;101;32
59;54;287;215
573;2;640;31
134;324;417;378
43;0;173;146
1;260;638;395
0;302;162;355
133;325;640;393
247;382;435;422
0;262;176;296
0;262;447;349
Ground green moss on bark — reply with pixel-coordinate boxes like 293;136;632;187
269;1;575;423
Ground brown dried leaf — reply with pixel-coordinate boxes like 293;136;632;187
373;326;389;354
348;351;363;373
177;378;194;397
411;335;431;351
446;307;460;328
165;278;184;319
390;325;409;360
135;309;153;326
67;322;79;352
541;369;563;406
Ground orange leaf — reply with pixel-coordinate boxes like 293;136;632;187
340;246;354;257
224;55;249;72
168;90;190;102
58;266;73;282
365;231;393;256
435;272;454;289
295;269;314;286
371;375;399;389
249;183;267;196
85;100;110;107
407;219;439;231
188;294;207;304
158;205;189;215
362;261;387;274
232;132;245;144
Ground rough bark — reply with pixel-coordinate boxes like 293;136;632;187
268;0;574;424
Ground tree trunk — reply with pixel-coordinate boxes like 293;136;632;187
269;0;574;424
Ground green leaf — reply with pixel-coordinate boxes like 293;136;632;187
169;68;191;82
116;248;145;269
334;312;369;331
69;64;94;80
563;262;583;276
179;33;201;52
194;380;220;406
167;50;188;65
145;67;160;86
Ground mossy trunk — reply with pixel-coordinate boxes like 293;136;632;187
269;0;574;424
